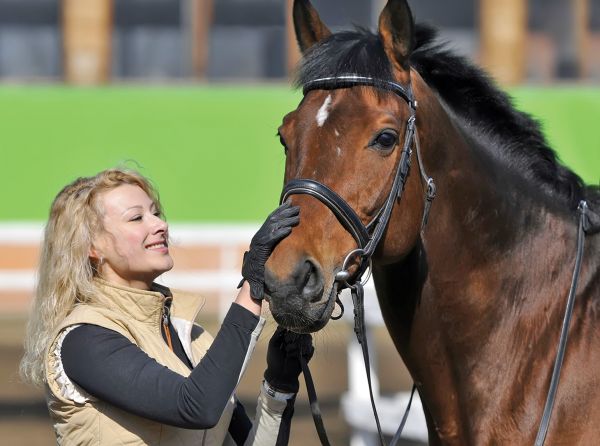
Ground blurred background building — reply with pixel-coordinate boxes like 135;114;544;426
0;0;599;84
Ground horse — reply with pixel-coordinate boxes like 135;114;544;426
263;0;600;444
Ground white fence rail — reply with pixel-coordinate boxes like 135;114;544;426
0;222;427;443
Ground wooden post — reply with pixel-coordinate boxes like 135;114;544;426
480;0;527;85
573;0;590;78
190;0;214;79
62;0;112;85
286;0;301;78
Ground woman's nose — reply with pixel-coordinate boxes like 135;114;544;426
151;214;168;233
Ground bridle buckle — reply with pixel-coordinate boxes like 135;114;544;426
335;248;372;288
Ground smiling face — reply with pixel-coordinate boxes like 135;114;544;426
91;184;173;289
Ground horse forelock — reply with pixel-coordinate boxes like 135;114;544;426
295;28;395;96
294;23;599;228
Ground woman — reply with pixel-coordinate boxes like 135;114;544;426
20;168;312;445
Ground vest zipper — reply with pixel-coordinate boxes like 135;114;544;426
162;300;174;352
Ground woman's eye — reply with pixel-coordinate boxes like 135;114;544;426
371;130;398;151
130;216;142;222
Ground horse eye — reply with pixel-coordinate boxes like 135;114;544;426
277;132;289;154
371;130;398;151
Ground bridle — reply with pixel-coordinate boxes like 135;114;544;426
280;74;435;446
279;74;591;446
281;75;435;288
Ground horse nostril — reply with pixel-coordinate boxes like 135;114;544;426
299;259;323;302
302;261;317;288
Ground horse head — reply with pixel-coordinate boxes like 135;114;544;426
264;0;431;333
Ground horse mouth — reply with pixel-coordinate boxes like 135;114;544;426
266;282;338;333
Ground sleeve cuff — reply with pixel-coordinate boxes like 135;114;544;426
262;380;296;402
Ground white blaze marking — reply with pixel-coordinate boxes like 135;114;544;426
336;147;342;157
316;95;332;127
334;129;340;137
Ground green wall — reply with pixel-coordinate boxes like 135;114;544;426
1;85;598;222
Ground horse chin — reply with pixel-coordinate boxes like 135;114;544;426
266;282;338;334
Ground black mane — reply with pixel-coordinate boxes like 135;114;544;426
295;25;599;229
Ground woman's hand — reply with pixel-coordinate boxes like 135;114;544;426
238;202;300;300
264;326;314;394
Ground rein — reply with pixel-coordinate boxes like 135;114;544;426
534;200;590;445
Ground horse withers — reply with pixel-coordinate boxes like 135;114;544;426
264;0;600;444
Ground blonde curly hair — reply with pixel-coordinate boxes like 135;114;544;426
20;168;163;386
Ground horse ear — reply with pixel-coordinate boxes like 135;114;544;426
378;0;416;71
293;0;332;53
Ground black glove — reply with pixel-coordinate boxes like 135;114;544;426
264;326;314;394
238;201;299;300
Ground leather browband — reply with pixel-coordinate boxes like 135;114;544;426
303;75;416;109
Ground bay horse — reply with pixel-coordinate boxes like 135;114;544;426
264;0;600;444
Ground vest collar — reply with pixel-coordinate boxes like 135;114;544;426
92;278;171;326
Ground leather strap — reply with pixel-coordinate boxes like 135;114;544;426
303;75;416;109
300;346;331;446
350;282;386;446
414;132;436;233
281;179;370;249
534;200;589;446
390;384;417;446
363;116;415;258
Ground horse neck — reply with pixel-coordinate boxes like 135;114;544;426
376;87;600;442
414;95;580;344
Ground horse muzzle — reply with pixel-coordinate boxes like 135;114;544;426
264;258;338;333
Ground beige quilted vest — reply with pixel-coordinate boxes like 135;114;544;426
45;279;242;446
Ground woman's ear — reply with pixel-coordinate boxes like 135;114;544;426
89;246;101;262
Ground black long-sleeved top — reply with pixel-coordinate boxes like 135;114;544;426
60;303;260;443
